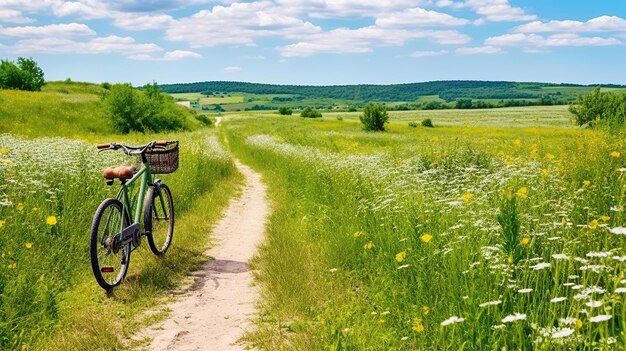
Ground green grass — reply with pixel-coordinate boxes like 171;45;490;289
222;108;626;350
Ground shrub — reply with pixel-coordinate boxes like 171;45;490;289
336;116;344;121
360;102;388;131
569;87;626;131
195;114;213;126
278;107;293;115
300;107;322;118
408;121;418;128
102;82;189;134
0;57;45;91
421;118;434;128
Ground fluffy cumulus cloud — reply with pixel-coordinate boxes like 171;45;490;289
486;33;621;47
515;16;626;33
437;0;536;22
376;8;470;28
129;50;202;61
12;35;162;55
0;23;95;37
0;9;35;24
455;45;502;55
274;0;430;19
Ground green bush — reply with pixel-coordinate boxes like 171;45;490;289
102;82;190;134
278;107;293;115
195;114;212;126
421;118;434;128
359;102;388;131
0;57;45;91
569;87;626;131
408;121;418;128
300;107;322;118
336;116;344;121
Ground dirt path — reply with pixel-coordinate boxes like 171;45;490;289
137;159;267;351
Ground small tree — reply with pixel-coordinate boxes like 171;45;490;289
360;102;388;131
421;118;434;128
278;107;293;115
0;57;45;91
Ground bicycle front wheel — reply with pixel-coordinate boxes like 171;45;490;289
144;183;174;256
90;199;131;291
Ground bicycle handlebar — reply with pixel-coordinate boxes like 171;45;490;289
96;141;174;155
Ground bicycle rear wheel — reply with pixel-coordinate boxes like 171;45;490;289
90;198;131;291
144;183;174;256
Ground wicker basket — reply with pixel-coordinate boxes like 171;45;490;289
146;141;179;174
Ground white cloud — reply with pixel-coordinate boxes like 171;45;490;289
410;50;449;57
0;23;95;37
224;66;242;73
486;33;621;47
438;0;537;22
275;0;431;19
0;9;35;24
129;50;202;61
515;16;626;33
376;7;470;27
455;45;502;55
113;13;174;30
11;35;162;55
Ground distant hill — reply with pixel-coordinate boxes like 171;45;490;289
159;80;626;103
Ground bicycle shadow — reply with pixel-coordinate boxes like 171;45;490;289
187;258;249;291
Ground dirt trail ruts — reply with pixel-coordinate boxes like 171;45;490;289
137;159;267;351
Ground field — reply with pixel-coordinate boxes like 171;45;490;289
221;108;626;350
3;80;626;350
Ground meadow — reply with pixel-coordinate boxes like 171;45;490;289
222;108;626;350
0;83;241;350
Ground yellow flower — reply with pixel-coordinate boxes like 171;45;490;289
588;219;599;230
516;187;528;199
363;241;374;250
7;263;16;269
599;215;610;222
545;153;555;160
513;139;521;147
422;306;430;316
353;230;365;238
17;203;24;211
0;220;5;229
520;237;530;246
530;144;539;157
582;180;591;188
24;242;33;249
508;255;514;264
412;317;425;333
541;169;549;178
0;147;8;155
420;234;432;243
575;319;583;329
610;151;621;158
462;192;474;204
46;216;57;226
32;208;39;212
395;251;407;263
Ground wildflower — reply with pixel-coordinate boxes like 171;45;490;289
400;336;409;341
582;180;591;188
588;219;599;230
610;151;620;158
7;263;16;269
614;287;626;293
412;317;425;332
589;315;612;323
17;203;24;211
546;153;555;160
363;241;374;251
513;139;521;147
441;316;464;326
575;319;583;329
24;242;32;249
422;306;430;316
479;300;502;308
397;264;410;270
462;192;474;203
46;216;57;226
550;297;567;303
541;168;549;178
0;147;8;155
585;301;602;308
518;288;533;294
353;230;365;238
329;268;338;273
599;215;610;222
529;262;551;270
552;253;569;260
551;328;575;339
420;234;432;243
32;208;38;212
395;251;406;263
520;237;530;246
502;313;526;323
516;187;527;199
609;227;626;235
0;220;5;229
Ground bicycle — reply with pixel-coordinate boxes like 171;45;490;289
90;140;179;291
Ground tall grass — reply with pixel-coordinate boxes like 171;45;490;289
225;114;626;350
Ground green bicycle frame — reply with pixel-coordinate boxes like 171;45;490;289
116;163;153;226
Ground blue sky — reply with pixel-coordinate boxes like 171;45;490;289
1;0;625;86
